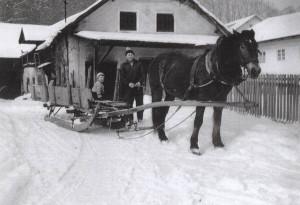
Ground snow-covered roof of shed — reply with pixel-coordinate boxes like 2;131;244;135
75;31;219;46
20;24;52;42
226;15;261;31
37;0;230;51
0;23;38;58
253;12;300;42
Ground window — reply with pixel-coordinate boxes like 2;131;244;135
157;13;174;32
259;51;266;63
120;12;137;31
277;49;286;61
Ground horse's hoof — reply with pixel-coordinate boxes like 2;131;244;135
159;137;169;142
213;141;225;148
160;140;169;145
159;134;169;142
190;148;201;156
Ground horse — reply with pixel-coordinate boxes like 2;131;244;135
148;30;261;155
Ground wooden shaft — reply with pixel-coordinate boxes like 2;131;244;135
99;100;257;118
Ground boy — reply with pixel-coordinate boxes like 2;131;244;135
92;72;105;100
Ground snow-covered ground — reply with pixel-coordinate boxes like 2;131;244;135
0;95;300;205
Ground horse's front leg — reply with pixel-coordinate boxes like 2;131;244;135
190;106;205;155
212;107;224;147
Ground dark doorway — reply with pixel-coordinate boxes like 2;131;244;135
0;59;21;99
96;61;117;100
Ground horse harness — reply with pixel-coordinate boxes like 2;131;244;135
183;50;232;99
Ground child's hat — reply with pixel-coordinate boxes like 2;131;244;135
97;72;104;78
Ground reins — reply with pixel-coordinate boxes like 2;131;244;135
117;105;183;140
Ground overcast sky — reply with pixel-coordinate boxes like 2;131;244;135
270;0;300;9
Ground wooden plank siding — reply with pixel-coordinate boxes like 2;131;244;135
228;74;300;123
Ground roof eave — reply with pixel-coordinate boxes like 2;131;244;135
258;34;300;43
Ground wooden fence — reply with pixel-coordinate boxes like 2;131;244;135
227;74;300;123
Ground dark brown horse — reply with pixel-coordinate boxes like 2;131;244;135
148;30;261;155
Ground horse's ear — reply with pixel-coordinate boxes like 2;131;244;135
250;29;255;38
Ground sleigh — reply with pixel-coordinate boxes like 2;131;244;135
40;83;130;132
36;84;255;132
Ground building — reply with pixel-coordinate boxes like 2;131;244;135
226;15;262;32
0;23;48;99
32;0;230;102
252;12;300;74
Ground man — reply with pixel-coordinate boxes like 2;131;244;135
120;47;144;124
92;72;105;100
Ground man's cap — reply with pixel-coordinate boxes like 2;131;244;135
125;47;135;55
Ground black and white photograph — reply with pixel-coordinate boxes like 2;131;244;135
0;0;299;204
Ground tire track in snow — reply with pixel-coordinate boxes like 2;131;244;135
1;105;87;205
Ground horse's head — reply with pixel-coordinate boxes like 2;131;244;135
216;29;261;84
235;30;261;78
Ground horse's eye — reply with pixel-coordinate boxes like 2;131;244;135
240;44;246;50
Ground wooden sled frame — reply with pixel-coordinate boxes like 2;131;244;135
44;99;257;132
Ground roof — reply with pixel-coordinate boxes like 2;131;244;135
226;15;262;31
253;12;300;42
19;24;52;43
37;0;231;51
75;31;219;47
0;23;39;58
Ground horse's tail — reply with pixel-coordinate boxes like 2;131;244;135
148;55;165;129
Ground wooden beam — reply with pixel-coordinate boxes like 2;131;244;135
99;100;258;118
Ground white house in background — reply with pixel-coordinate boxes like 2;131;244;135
253;12;300;74
226;15;262;32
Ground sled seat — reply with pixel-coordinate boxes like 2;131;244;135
48;83;92;109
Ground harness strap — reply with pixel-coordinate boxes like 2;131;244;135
206;51;231;86
183;50;230;100
183;55;203;99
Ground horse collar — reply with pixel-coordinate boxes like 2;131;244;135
205;50;230;86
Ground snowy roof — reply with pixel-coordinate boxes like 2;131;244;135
75;31;219;47
36;12;83;51
253;12;300;42
20;24;52;42
226;15;262;31
0;23;39;58
37;0;230;51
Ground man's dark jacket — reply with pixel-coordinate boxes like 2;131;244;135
120;59;144;87
119;59;144;101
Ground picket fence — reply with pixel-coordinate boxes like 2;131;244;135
227;74;300;123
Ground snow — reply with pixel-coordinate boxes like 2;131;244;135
75;31;219;46
36;12;83;51
226;15;261;31
0;23;39;58
20;24;52;42
253;12;300;42
0;95;300;205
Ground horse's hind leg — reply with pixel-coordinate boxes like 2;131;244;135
190;106;205;155
151;87;166;141
152;90;174;141
212;107;224;147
